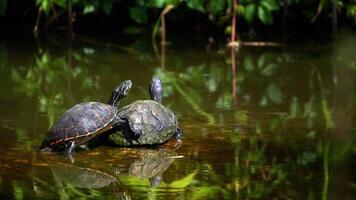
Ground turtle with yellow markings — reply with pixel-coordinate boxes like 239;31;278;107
39;80;132;156
109;78;183;146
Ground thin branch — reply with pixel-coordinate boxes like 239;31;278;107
228;0;239;47
311;0;324;23
160;5;174;45
34;9;42;34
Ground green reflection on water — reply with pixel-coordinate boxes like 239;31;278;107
0;33;355;199
13;181;24;200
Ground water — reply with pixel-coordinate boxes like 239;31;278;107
0;33;355;199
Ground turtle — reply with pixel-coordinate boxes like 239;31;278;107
39;80;132;156
109;77;183;146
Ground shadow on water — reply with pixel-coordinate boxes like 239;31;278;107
0;32;355;199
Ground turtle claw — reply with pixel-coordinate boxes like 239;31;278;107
63;141;76;157
173;128;183;140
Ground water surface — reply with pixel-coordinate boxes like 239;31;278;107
0;34;355;199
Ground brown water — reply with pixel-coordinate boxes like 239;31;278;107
0;33;355;199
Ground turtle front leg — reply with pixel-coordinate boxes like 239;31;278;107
112;116;127;127
63;141;76;156
113;116;141;139
173;127;183;140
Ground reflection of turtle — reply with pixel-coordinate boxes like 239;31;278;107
109;78;183;146
129;149;176;179
51;163;116;188
40;80;132;155
127;149;177;186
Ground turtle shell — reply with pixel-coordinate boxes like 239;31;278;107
109;100;178;146
40;102;117;150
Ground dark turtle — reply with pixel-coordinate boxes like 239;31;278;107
109;78;182;146
39;80;132;156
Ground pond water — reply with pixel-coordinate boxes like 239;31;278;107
0;33;355;199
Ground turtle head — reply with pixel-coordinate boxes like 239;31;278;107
150;77;163;103
108;80;132;107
